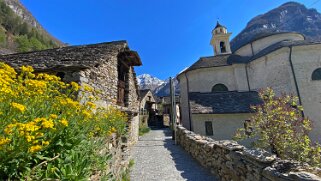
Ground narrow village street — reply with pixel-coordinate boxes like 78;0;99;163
130;128;218;181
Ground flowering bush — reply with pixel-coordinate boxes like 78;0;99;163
234;88;321;166
0;63;128;179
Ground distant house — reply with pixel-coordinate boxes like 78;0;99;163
139;89;157;114
0;40;142;143
178;22;321;142
158;96;180;127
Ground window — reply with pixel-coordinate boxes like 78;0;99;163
220;41;226;53
312;68;321;80
212;84;228;92
205;121;213;136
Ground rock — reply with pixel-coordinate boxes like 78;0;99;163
288;171;321;181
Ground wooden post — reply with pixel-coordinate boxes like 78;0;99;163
169;77;177;144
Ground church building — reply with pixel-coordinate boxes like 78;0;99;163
177;22;321;142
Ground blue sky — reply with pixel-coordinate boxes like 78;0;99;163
21;0;321;80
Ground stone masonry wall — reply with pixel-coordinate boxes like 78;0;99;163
176;126;321;181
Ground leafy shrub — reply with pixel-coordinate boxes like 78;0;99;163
139;126;150;136
234;88;321;166
0;63;128;179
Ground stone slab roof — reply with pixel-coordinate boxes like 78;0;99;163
178;54;250;76
185;54;230;71
139;89;151;100
189;91;262;114
0;40;142;72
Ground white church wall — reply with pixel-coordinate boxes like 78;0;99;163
232;64;249;91
191;113;252;143
187;66;237;92
234;44;253;57
291;44;321;142
248;47;297;95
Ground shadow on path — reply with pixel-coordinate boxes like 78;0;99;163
161;128;217;181
130;127;218;181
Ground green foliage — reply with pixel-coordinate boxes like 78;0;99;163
121;159;135;181
234;88;321;166
0;28;6;46
16;35;31;52
0;0;60;52
139;126;150;136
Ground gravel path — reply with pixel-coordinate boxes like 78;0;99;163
130;128;218;181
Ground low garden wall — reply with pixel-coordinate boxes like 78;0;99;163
176;126;321;181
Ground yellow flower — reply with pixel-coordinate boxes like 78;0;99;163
11;102;26;113
83;84;93;92
42;119;54;129
50;114;58;119
59;118;68;127
26;135;36;142
82;110;92;118
29;145;42;153
111;127;117;133
21;65;34;73
0;137;11;146
71;82;79;91
86;102;96;109
42;141;50;146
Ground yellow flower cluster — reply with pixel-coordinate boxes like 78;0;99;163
0;137;11;146
11;102;26;113
0;63;128;178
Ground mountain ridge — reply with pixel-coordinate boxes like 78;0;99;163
231;1;321;51
0;0;64;54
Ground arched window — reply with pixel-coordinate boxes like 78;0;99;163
312;68;321;80
212;84;228;92
220;41;226;53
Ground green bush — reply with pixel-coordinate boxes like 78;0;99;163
139;126;150;136
234;88;321;166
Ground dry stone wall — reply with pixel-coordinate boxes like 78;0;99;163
176;126;321;181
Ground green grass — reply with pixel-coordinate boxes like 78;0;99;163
139;126;150;136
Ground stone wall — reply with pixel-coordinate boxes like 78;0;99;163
90;135;131;180
176;126;321;181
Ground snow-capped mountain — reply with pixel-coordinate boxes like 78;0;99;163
137;74;165;91
153;77;180;97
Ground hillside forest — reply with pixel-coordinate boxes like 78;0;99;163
0;0;60;53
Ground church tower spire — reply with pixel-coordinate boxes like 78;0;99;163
210;21;232;55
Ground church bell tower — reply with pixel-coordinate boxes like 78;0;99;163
210;21;232;55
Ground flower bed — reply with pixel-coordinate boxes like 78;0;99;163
0;63;128;180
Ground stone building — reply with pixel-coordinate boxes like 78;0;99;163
178;22;321;142
0;40;142;143
139;89;157;114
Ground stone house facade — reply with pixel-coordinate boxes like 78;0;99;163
139;89;157;114
0;40;142;143
178;22;321;143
